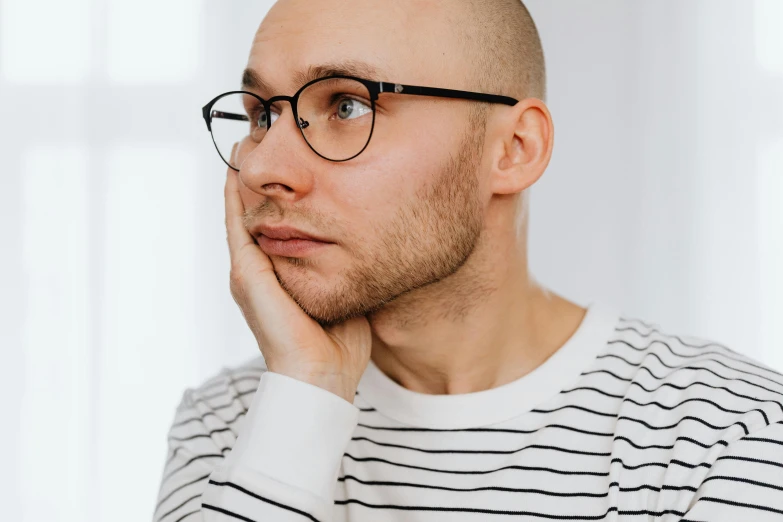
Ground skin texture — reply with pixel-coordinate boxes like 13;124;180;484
225;0;586;399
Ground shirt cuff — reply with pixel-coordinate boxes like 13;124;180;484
223;370;360;504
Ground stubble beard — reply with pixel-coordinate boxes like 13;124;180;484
277;120;490;328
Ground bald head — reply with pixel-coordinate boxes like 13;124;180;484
461;0;546;101
256;0;544;101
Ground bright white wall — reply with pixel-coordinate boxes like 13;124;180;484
525;0;783;367
0;1;780;521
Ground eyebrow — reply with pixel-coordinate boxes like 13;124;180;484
240;60;385;94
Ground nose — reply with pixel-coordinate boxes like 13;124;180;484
236;103;316;201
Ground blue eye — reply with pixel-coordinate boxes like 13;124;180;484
252;108;280;128
336;97;372;120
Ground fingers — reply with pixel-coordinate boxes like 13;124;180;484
224;143;255;257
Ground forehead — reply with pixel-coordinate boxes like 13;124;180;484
245;0;466;93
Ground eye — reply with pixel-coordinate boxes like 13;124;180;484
336;97;372;120
253;108;280;128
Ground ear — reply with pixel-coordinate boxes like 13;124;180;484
489;98;554;196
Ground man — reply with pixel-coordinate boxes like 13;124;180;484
154;0;783;520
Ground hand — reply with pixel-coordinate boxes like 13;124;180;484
223;151;372;404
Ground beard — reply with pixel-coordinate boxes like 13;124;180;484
269;115;488;328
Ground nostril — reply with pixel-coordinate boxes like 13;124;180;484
262;183;292;192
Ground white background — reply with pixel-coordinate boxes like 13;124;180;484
0;1;781;521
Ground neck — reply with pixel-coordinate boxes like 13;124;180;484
366;232;586;395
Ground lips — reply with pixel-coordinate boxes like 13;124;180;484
250;224;332;243
256;235;331;257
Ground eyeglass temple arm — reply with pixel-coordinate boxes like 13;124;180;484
377;82;518;106
201;105;249;131
210;110;249;122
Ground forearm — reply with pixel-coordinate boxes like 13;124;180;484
155;371;359;522
203;371;359;518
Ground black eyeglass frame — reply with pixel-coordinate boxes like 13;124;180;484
201;74;520;169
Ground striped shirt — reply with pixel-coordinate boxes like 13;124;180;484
154;303;783;521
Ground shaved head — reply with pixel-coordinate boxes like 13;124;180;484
449;0;546;134
461;0;546;101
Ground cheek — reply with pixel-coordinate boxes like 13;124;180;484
323;110;466;237
333;151;442;224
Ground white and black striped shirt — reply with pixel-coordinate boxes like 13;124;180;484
154;303;783;521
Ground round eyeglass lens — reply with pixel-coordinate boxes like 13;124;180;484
297;77;375;161
209;92;268;170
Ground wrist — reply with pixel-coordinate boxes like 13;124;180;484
267;365;357;403
220;371;360;508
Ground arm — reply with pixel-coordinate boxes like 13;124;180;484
154;371;359;522
155;140;373;519
681;421;783;522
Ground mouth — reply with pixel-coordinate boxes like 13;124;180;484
248;223;335;257
256;235;333;257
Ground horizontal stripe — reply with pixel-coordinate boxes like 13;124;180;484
618;414;749;435
335;475;704;497
162;454;223;483
716;455;783;469
612;326;783;379
156;493;200;522
559;385;625;399
343;453;715;476
334;499;687;519
633;365;781;403
335;497;623;518
609;458;710;471
337;473;609;496
196;390;255;414
701;475;783;492
618;317;656;329
351;436;611;456
201;504;258;522
342;453;611;476
356;422;615;437
207;480;320;522
195;376;261;401
613;435;728;451
172;510;199;522
155;472;210;511
687;496;783;516
627;380;783;415
171;409;245;430
621;396;769;425
531;404;616;417
608;482;697;493
605;341;783;391
743;435;783;446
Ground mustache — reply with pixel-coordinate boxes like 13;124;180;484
241;199;322;233
241;200;275;231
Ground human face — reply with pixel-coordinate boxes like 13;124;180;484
236;0;491;327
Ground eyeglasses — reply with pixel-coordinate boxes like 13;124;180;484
201;75;519;169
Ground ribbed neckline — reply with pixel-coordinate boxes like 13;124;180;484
355;302;619;429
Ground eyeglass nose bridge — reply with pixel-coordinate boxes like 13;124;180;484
263;94;310;130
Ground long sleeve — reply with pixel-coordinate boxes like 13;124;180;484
681;421;783;522
153;371;360;522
